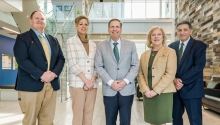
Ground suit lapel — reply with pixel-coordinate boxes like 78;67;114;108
145;50;151;70
45;34;54;66
173;41;179;58
76;35;89;57
172;41;181;69
179;38;194;68
152;46;165;66
106;38;117;63
29;29;47;60
119;39;125;63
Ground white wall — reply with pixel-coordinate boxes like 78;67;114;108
90;19;173;34
3;0;22;11
0;12;17;27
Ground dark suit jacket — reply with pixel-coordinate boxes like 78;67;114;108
13;29;65;92
168;37;206;99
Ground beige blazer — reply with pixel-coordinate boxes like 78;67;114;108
137;46;177;94
66;35;98;88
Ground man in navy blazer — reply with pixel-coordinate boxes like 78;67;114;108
168;21;206;125
13;11;65;125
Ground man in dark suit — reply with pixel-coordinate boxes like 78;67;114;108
169;21;206;125
13;11;65;125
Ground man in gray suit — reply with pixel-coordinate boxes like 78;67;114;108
95;18;139;125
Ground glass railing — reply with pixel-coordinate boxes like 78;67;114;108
45;10;58;36
38;0;58;36
38;0;76;101
60;3;75;102
54;4;74;21
62;3;75;42
38;0;53;14
87;18;94;38
88;1;175;19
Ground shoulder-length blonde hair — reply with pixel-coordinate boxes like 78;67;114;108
75;15;89;26
146;26;167;48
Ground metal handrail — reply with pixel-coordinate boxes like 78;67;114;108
59;62;67;102
53;29;59;37
62;3;75;28
87;2;94;17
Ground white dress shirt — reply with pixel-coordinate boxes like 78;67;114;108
107;38;129;86
179;37;190;54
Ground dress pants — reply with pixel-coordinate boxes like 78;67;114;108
104;92;134;125
18;83;57;125
172;93;202;125
69;87;97;125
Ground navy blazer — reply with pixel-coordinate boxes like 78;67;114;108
13;29;65;92
168;37;206;99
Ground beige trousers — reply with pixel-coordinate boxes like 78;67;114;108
69;87;97;125
18;83;57;125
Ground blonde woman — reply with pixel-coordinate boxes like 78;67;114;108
138;26;177;125
66;15;97;125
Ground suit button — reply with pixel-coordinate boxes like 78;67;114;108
45;62;47;64
88;70;90;72
152;67;154;69
117;68;119;70
152;76;155;78
87;61;89;63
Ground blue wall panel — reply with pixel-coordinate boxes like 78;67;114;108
0;35;17;87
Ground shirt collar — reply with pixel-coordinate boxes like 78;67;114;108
110;38;121;45
31;28;46;38
180;37;190;45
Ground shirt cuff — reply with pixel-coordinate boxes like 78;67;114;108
123;79;130;85
107;79;114;86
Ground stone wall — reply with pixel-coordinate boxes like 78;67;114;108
175;0;220;83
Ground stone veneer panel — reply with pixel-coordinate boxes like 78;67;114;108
175;0;220;83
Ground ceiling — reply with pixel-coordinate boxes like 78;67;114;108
0;21;20;39
11;0;39;33
0;0;22;12
0;0;39;39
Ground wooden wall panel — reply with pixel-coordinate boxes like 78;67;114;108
175;0;220;83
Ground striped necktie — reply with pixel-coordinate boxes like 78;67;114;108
113;42;119;63
178;42;184;64
39;34;50;70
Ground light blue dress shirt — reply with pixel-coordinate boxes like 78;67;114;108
31;28;51;57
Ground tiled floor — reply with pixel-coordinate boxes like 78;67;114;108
0;85;220;125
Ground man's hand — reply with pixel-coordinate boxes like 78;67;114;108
111;80;122;91
117;80;127;91
173;78;184;90
49;72;57;79
40;71;53;83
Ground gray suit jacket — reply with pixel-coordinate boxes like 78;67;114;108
95;38;139;96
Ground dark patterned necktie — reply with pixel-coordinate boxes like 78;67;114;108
113;42;119;63
178;42;184;64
